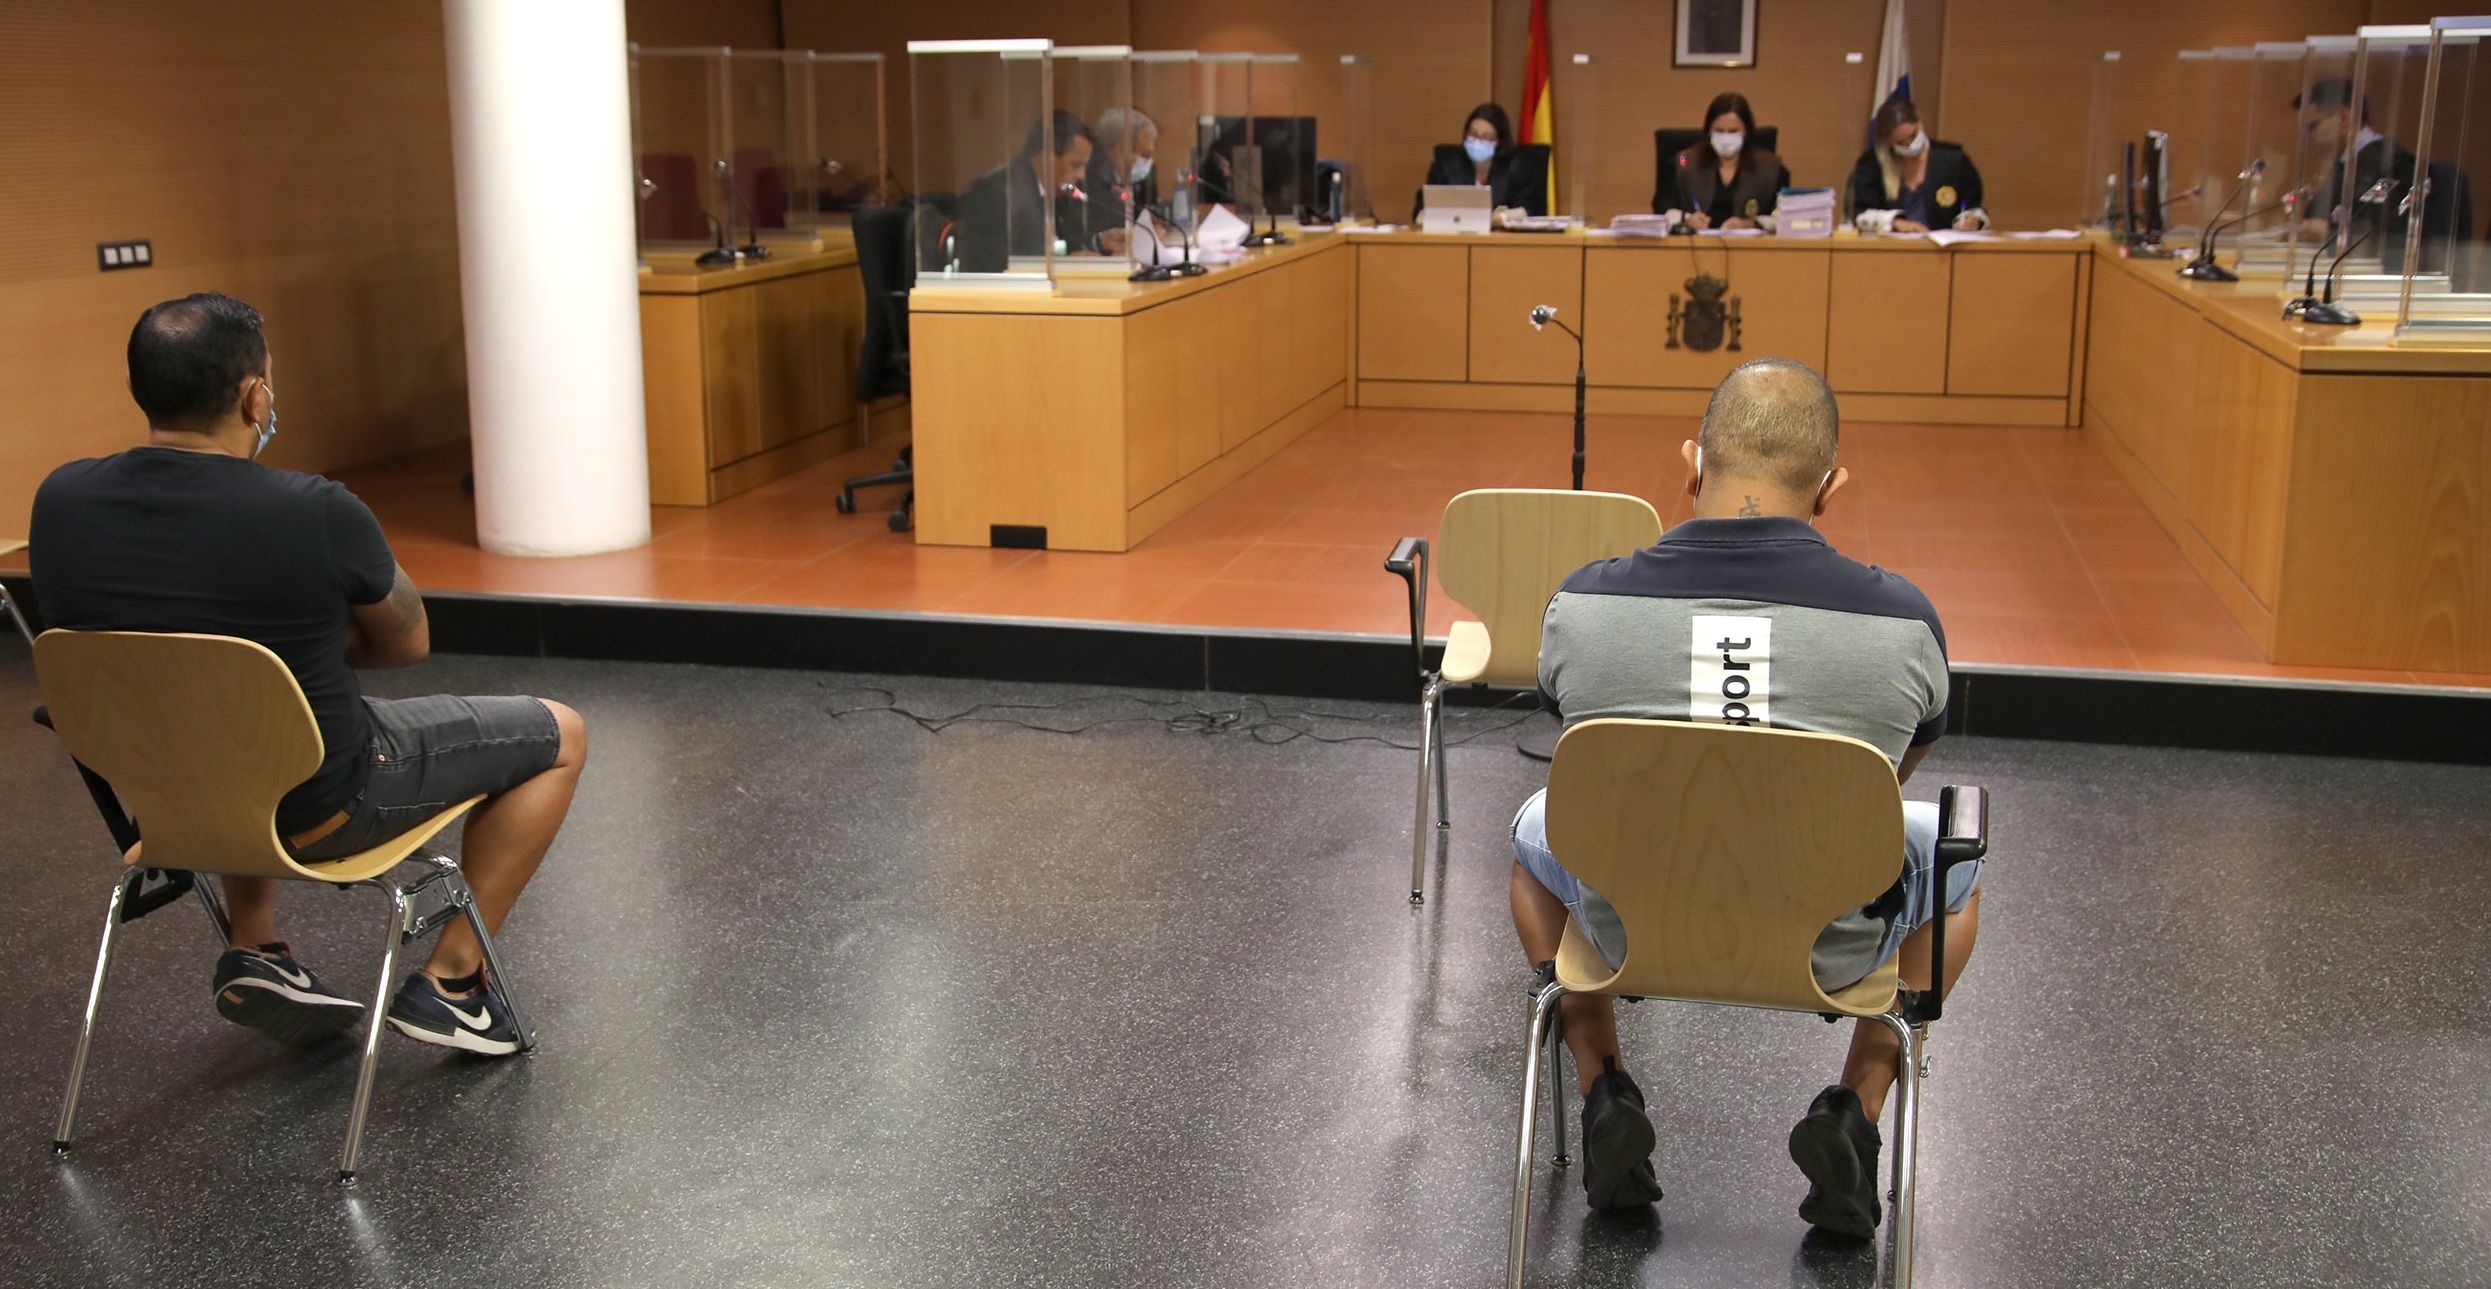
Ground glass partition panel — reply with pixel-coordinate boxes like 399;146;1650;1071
1248;53;1305;239
1331;54;1373;224
724;49;803;248
2233;40;2312;274
2195;46;2258;246
2168;51;2222;236
2080;52;2124;230
1131;51;1199;240
630;45;733;264
1558;53;1592;223
2281;37;2362;290
1051;46;1136;272
2397;19;2491;340
1197;54;1256;224
807;52;887;222
2308;28;2439;305
909;39;1056;288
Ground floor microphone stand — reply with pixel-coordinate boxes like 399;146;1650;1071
1518;304;1588;763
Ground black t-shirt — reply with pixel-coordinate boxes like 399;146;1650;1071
30;447;397;833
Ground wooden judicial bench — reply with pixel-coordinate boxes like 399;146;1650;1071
637;238;903;507
901;224;2486;674
2084;247;2490;674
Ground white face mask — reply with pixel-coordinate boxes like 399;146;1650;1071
1463;136;1497;165
1892;129;1928;159
1711;131;1744;159
251;380;277;459
1127;155;1154;184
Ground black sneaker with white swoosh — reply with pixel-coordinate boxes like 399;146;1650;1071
211;945;366;1045
385;973;523;1056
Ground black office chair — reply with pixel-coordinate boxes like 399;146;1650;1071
836;202;921;533
1651;125;1788;214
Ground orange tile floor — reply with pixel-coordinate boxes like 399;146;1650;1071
282;409;2487;689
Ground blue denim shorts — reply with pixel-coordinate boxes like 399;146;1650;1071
1511;787;1980;992
292;695;561;863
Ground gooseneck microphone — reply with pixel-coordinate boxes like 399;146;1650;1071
2301;177;2403;328
2178;158;2265;282
2284;217;2341;320
639;176;739;268
1528;305;1588;492
715;158;772;262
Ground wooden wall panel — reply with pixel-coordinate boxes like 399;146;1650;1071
1937;0;2370;228
0;1;469;538
1582;247;1830;389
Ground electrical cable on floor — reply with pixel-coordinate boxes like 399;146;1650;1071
816;685;1538;751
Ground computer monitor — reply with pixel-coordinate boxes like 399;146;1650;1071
1200;115;1320;216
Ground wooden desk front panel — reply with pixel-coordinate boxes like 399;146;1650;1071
1582;247;1829;388
639;258;870;506
2185;329;2294;609
1947;254;2078;398
1125;288;1224;505
1357;245;1468;381
2276;376;2491;671
1468;246;1583;385
1826;254;1949;394
2085;263;2203;502
914;312;1128;551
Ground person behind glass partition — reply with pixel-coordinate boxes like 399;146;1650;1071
2292;77;2421;266
1078;107;1157;257
1667;91;1789;231
957;110;1094;272
1420;102;1550;217
1848;96;1988;234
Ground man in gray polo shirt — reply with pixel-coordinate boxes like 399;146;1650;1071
1508;358;1984;1237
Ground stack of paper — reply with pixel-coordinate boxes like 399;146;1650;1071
1777;187;1837;238
1607;214;1675;238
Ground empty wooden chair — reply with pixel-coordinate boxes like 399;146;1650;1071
31;628;537;1185
1384;488;1662;904
1508;717;1989;1288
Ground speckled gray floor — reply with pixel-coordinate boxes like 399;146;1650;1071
0;647;2486;1288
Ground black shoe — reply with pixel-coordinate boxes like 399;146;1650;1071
1789;1084;1883;1239
1579;1060;1664;1210
211;944;365;1045
385;973;523;1057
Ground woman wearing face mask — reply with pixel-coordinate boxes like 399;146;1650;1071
1848;96;1988;234
1663;92;1789;231
1420;102;1551;217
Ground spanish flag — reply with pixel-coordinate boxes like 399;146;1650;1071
1521;0;1555;209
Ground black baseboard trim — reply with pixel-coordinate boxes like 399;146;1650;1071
8;577;2483;765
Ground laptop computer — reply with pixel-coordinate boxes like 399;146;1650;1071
1419;185;1493;234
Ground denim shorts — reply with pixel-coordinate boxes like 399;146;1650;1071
292;695;562;863
1510;787;1980;992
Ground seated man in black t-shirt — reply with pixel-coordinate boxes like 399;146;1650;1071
29;293;585;1057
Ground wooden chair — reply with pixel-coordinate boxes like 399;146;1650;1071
1384;489;1662;904
1508;718;1989;1289
29;628;537;1185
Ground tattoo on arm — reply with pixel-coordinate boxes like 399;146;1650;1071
1738;495;1762;518
380;567;425;635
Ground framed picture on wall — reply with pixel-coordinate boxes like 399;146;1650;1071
1675;0;1757;68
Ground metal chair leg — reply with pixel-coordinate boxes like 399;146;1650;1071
450;870;536;1053
338;887;413;1186
1430;683;1451;830
54;873;140;1156
191;874;232;946
1409;675;1441;904
1509;980;1565;1289
1881;1011;1923;1289
1548;1010;1571;1168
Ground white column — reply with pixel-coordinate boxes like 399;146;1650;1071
442;0;651;557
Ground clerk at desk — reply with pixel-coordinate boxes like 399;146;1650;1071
956;111;1093;273
1848;96;1988;233
2294;77;2422;265
1420;102;1551;217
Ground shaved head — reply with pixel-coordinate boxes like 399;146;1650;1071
1696;358;1839;493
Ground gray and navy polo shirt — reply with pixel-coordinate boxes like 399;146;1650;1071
1537;516;1949;982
